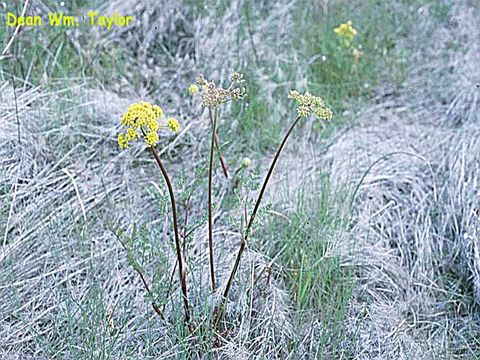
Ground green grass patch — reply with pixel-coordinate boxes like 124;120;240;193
0;0;124;86
294;0;413;114
220;0;416;158
263;173;355;356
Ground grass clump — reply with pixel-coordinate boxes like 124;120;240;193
263;174;355;357
0;1;123;86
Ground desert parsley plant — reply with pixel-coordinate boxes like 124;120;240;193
116;101;190;323
115;73;332;335
334;20;364;70
194;72;247;291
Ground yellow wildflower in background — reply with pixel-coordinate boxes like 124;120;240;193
118;101;177;149
188;84;199;96
334;20;357;39
288;90;333;120
334;20;357;47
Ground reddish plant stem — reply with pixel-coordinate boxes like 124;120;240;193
208;108;229;178
214;116;302;325
207;107;217;291
149;146;190;323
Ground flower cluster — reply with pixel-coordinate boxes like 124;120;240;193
288;90;333;120
334;20;357;47
118;101;180;149
194;72;247;108
241;157;252;168
188;84;199;96
230;71;244;83
167;118;181;133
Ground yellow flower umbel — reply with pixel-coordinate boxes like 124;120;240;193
288;90;333;120
152;105;163;118
144;131;159;147
188;84;199;96
118;101;180;149
334;20;357;47
167;118;181;133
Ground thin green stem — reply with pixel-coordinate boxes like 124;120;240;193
207;107;217;291
149;145;190;323
113;230;165;320
214;116;302;325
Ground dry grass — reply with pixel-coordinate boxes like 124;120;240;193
320;1;480;358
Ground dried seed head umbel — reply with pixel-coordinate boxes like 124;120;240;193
195;72;247;108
